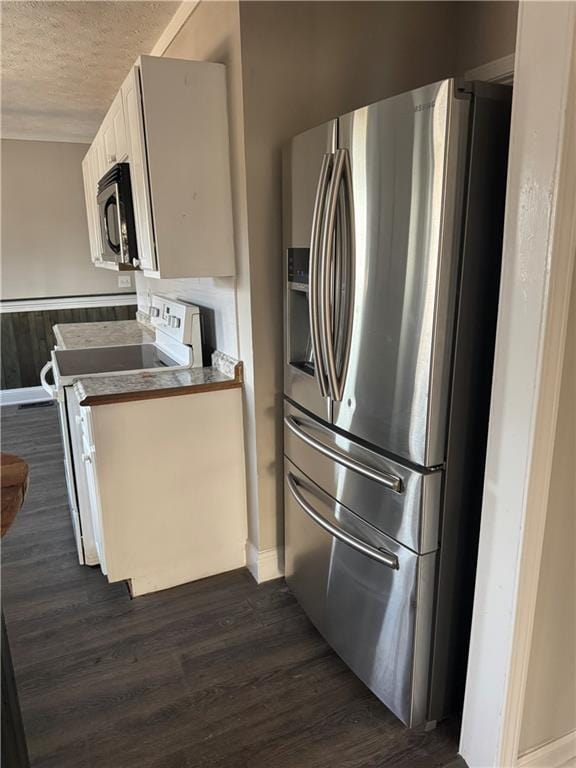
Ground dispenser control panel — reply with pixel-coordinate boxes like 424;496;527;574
287;248;309;288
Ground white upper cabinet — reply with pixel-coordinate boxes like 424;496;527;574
101;92;128;167
82;55;235;278
121;66;156;272
82;144;103;265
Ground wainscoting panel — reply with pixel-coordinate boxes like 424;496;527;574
1;305;136;389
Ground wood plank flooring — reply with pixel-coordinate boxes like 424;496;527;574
1;403;460;768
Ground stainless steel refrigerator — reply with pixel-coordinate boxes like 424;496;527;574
282;79;511;728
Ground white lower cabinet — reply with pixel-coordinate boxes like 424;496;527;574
81;433;107;574
75;388;247;596
65;390;100;565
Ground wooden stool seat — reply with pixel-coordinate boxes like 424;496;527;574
1;450;30;767
1;452;29;539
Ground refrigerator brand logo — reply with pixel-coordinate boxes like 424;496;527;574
414;101;436;112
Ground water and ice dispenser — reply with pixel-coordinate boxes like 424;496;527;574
286;248;314;376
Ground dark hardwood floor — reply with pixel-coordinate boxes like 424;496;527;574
1;403;460;768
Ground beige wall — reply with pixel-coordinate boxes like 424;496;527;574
456;0;519;73
160;1;262;545
519;263;576;754
1;139;130;299
140;0;519;559
238;0;519;551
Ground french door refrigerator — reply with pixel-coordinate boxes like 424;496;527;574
282;79;511;727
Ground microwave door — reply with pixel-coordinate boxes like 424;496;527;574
332;80;469;468
283;119;337;423
97;185;122;264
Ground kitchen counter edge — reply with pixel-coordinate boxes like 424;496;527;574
74;361;243;407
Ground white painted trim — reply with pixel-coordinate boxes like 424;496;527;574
150;1;200;56
465;53;515;84
0;293;137;313
0;387;53;407
460;4;576;768
518;731;576;768
245;541;284;584
0;132;92;144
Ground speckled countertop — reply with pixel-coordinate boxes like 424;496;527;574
54;320;154;350
54;320;242;405
74;364;241;406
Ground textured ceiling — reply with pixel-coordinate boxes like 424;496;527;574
1;1;180;143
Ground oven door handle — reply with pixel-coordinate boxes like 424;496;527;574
284;415;402;493
287;472;399;570
40;361;58;400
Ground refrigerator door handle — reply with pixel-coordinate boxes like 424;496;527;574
309;153;333;398
337;148;355;399
287;472;400;570
284;415;402;493
320;148;354;401
320;150;345;400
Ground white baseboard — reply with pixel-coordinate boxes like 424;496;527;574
518;731;576;768
0;387;53;407
246;541;284;583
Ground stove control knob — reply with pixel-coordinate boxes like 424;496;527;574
168;316;181;329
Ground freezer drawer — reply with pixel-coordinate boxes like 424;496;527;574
284;459;436;727
284;400;442;554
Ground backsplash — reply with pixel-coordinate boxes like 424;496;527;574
135;273;238;359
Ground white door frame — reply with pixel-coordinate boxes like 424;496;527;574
460;3;576;767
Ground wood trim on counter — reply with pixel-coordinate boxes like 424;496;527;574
77;378;242;407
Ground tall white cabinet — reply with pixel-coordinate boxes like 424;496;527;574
82;55;235;279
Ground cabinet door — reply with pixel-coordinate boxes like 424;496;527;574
66;391;99;565
111;92;128;161
122;67;156;271
102;117;116;168
102;92;128;166
81;433;108;575
93;129;107;181
82;146;102;265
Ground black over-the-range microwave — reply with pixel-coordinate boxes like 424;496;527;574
96;162;139;268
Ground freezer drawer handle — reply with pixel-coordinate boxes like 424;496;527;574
284;415;402;493
287;472;399;570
